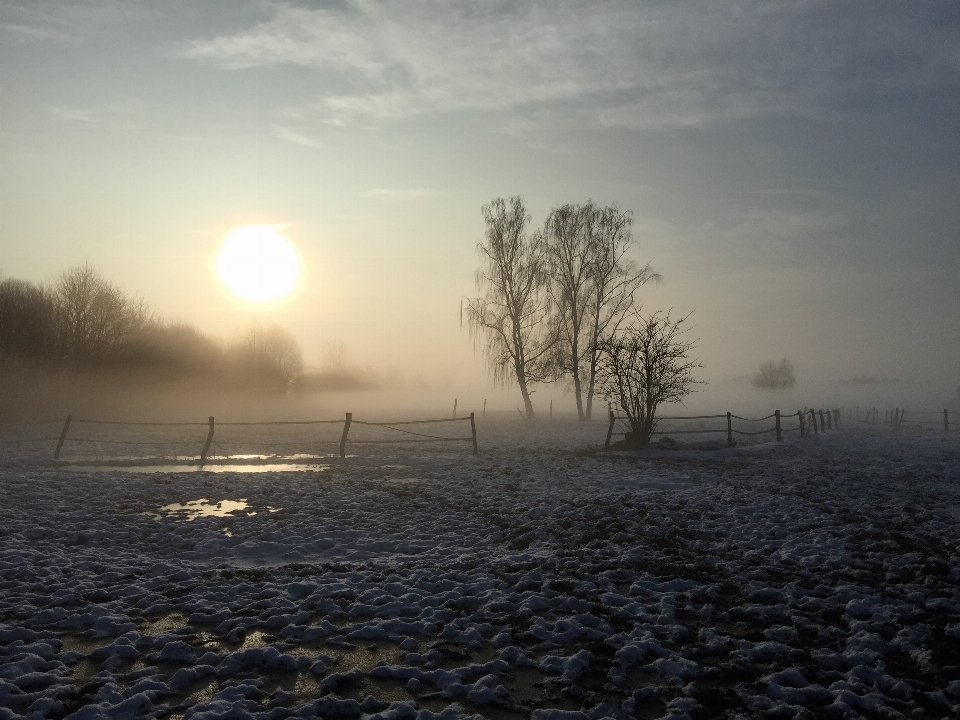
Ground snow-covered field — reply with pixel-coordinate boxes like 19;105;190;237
2;421;959;720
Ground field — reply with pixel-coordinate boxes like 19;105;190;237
1;420;959;719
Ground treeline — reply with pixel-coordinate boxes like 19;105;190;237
463;197;660;420
0;264;303;392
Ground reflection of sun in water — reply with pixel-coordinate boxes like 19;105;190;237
215;225;301;302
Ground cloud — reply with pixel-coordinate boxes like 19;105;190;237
272;125;321;147
183;1;960;130
639;208;849;271
50;99;140;125
0;22;71;42
0;2;141;44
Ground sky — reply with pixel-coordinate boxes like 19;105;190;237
1;0;959;412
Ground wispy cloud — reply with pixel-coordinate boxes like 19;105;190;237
0;2;140;45
50;99;139;125
183;1;960;130
0;22;71;42
272;125;321;147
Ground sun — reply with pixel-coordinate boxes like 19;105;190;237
215;225;301;303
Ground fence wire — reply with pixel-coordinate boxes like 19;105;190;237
0;412;476;461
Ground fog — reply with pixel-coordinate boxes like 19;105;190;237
1;2;958;429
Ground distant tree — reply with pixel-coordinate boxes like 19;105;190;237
0;278;57;359
595;310;702;448
753;358;796;390
233;321;304;390
322;339;348;369
53;263;150;365
462;197;556;419
127;321;226;376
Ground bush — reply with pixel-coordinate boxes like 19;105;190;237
753;359;796;390
595;310;702;448
231;322;304;391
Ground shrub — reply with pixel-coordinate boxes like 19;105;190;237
753;359;796;390
596;309;703;448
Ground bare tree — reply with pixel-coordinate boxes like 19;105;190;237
753;359;796;390
462;197;555;419
595;309;702;448
322;339;348;370
53;263;150;365
544;203;593;419
0;279;57;359
583;204;660;420
233;321;304;390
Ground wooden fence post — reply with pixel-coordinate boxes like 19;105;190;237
339;412;352;458
945;409;950;432
200;416;215;462
834;409;839;427
483;399;486;418
826;410;832;431
798;410;805;438
470;412;478;454
818;409;825;433
604;409;615;450
775;410;781;441
54;415;72;460
810;409;818;435
726;412;733;447
453;399;457;418
550;399;553;420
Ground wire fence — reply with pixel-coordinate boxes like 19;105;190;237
0;412;479;463
844;406;952;431
604;407;842;449
604;405;955;449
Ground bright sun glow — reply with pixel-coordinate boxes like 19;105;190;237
215;225;301;302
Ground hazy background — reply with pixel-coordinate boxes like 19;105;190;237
2;1;958;417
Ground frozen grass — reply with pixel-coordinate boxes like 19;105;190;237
1;421;959;719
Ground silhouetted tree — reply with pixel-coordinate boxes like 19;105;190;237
545;202;660;421
596;310;702;448
53;263;150;365
753;358;796;390
126;321;226;377
583;204;660;420
544;203;594;420
462;197;555;419
0;279;57;359
232;321;304;390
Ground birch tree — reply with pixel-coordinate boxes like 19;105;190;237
544;202;594;420
583;205;660;420
462;197;554;419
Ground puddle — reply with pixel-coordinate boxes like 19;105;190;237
148;498;279;521
67;463;330;474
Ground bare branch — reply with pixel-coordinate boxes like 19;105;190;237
595;309;703;447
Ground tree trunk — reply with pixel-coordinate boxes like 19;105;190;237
518;377;536;419
571;336;584;420
515;360;536;420
584;346;598;421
